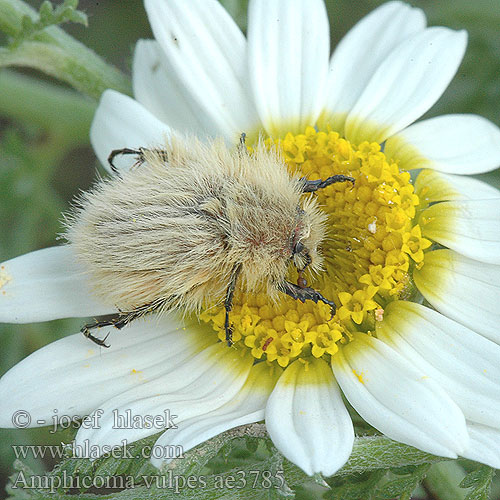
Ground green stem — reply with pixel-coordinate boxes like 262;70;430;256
0;69;95;145
424;461;468;500
0;0;131;99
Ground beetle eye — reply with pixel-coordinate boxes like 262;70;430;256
293;241;305;254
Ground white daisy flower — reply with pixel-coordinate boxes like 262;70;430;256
2;0;500;478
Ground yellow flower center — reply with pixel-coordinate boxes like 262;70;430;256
200;127;430;367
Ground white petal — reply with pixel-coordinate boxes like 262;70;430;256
321;1;426;133
144;0;258;142
415;169;500;205
0;316;214;427
265;358;354;477
420;199;500;265
377;301;500;429
332;334;468;458
344;28;467;145
90;90;171;174
133;40;207;136
0;246;114;323
385;115;500;174
248;0;330;137
74;343;254;454
414;249;500;344
463;422;500;469
150;362;280;468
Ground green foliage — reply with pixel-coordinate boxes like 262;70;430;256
3;430;453;500
375;465;430;500
324;470;387;500
323;464;431;500
0;0;131;98
9;0;87;49
46;434;159;492
5;429;290;499
461;466;495;500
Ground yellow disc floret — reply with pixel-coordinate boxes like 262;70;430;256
201;127;428;367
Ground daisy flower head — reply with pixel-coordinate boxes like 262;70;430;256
2;0;500;480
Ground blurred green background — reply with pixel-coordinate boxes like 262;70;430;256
0;0;499;497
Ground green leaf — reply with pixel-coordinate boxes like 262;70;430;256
424;461;468;500
67;9;86;25
6;427;456;499
460;465;495;500
45;434;161;493
324;470;386;500
322;463;431;500
38;1;53;23
374;464;429;500
7;450;290;499
245;437;259;455
0;0;130;99
164;424;270;478
9;0;87;49
337;436;442;475
0;40;125;99
0;70;95;143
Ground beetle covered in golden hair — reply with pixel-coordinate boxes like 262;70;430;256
65;135;353;346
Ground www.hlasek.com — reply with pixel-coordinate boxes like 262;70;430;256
12;470;286;494
12;440;184;461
